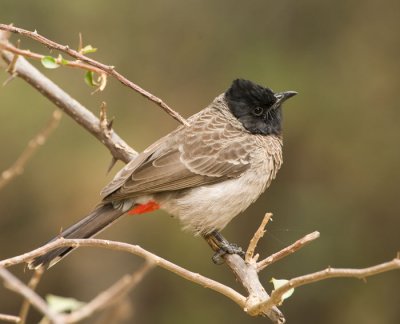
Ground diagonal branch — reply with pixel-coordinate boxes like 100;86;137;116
257;231;321;272
0;24;189;127
0;268;63;324
63;262;154;323
0;110;62;191
0;314;20;323
0;49;137;164
18;269;44;324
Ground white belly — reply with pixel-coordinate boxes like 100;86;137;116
159;158;276;235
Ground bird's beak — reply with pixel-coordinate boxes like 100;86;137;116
273;91;297;108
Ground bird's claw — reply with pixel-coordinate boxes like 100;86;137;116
204;230;245;264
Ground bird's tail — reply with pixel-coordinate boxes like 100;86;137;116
28;203;125;270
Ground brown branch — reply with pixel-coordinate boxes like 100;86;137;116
0;238;246;312
18;269;44;324
204;233;284;323
250;256;400;315
257;231;321;272
63;262;153;323
0;48;137;164
0;110;62;191
0;24;189;127
0;268;63;324
0;231;398;323
245;213;273;263
0;314;20;323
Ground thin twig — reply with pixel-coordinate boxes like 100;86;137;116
0;110;62;191
18;268;44;324
6;44;19;73
0;49;137;163
257;231;320;272
0;42;104;75
249;256;400;315
0;313;20;323
245;213;273;263
0;24;189;126
63;262;154;323
0;268;63;324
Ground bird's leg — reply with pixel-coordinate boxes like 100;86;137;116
203;230;245;264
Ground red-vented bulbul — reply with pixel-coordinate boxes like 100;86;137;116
29;79;296;269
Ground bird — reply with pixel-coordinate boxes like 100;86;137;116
28;79;297;269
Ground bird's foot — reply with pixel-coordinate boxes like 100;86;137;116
204;230;245;265
212;243;245;265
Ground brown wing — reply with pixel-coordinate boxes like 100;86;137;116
101;108;253;201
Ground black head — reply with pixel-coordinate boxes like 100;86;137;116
225;79;297;135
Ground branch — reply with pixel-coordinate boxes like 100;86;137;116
245;213;272;263
0;110;62;191
257;231;321;272
63;262;153;323
18;269;44;324
0;47;137;164
0;268;63;324
0;314;20;323
204;230;284;323
250;256;400;314
0;239;247;313
0;24;189;127
223;254;285;323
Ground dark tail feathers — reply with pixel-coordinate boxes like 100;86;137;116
28;203;125;270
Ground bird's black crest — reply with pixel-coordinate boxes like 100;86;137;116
225;79;282;135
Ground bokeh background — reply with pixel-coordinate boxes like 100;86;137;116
1;1;399;323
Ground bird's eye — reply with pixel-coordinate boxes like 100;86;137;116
253;107;264;116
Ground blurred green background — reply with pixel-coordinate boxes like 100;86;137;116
1;1;399;323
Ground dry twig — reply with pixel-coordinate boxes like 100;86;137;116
245;213;273;263
0;110;62;191
257;231;321;272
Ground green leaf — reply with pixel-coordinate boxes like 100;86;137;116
81;45;97;54
270;278;295;302
46;294;85;313
41;56;60;69
84;71;97;87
